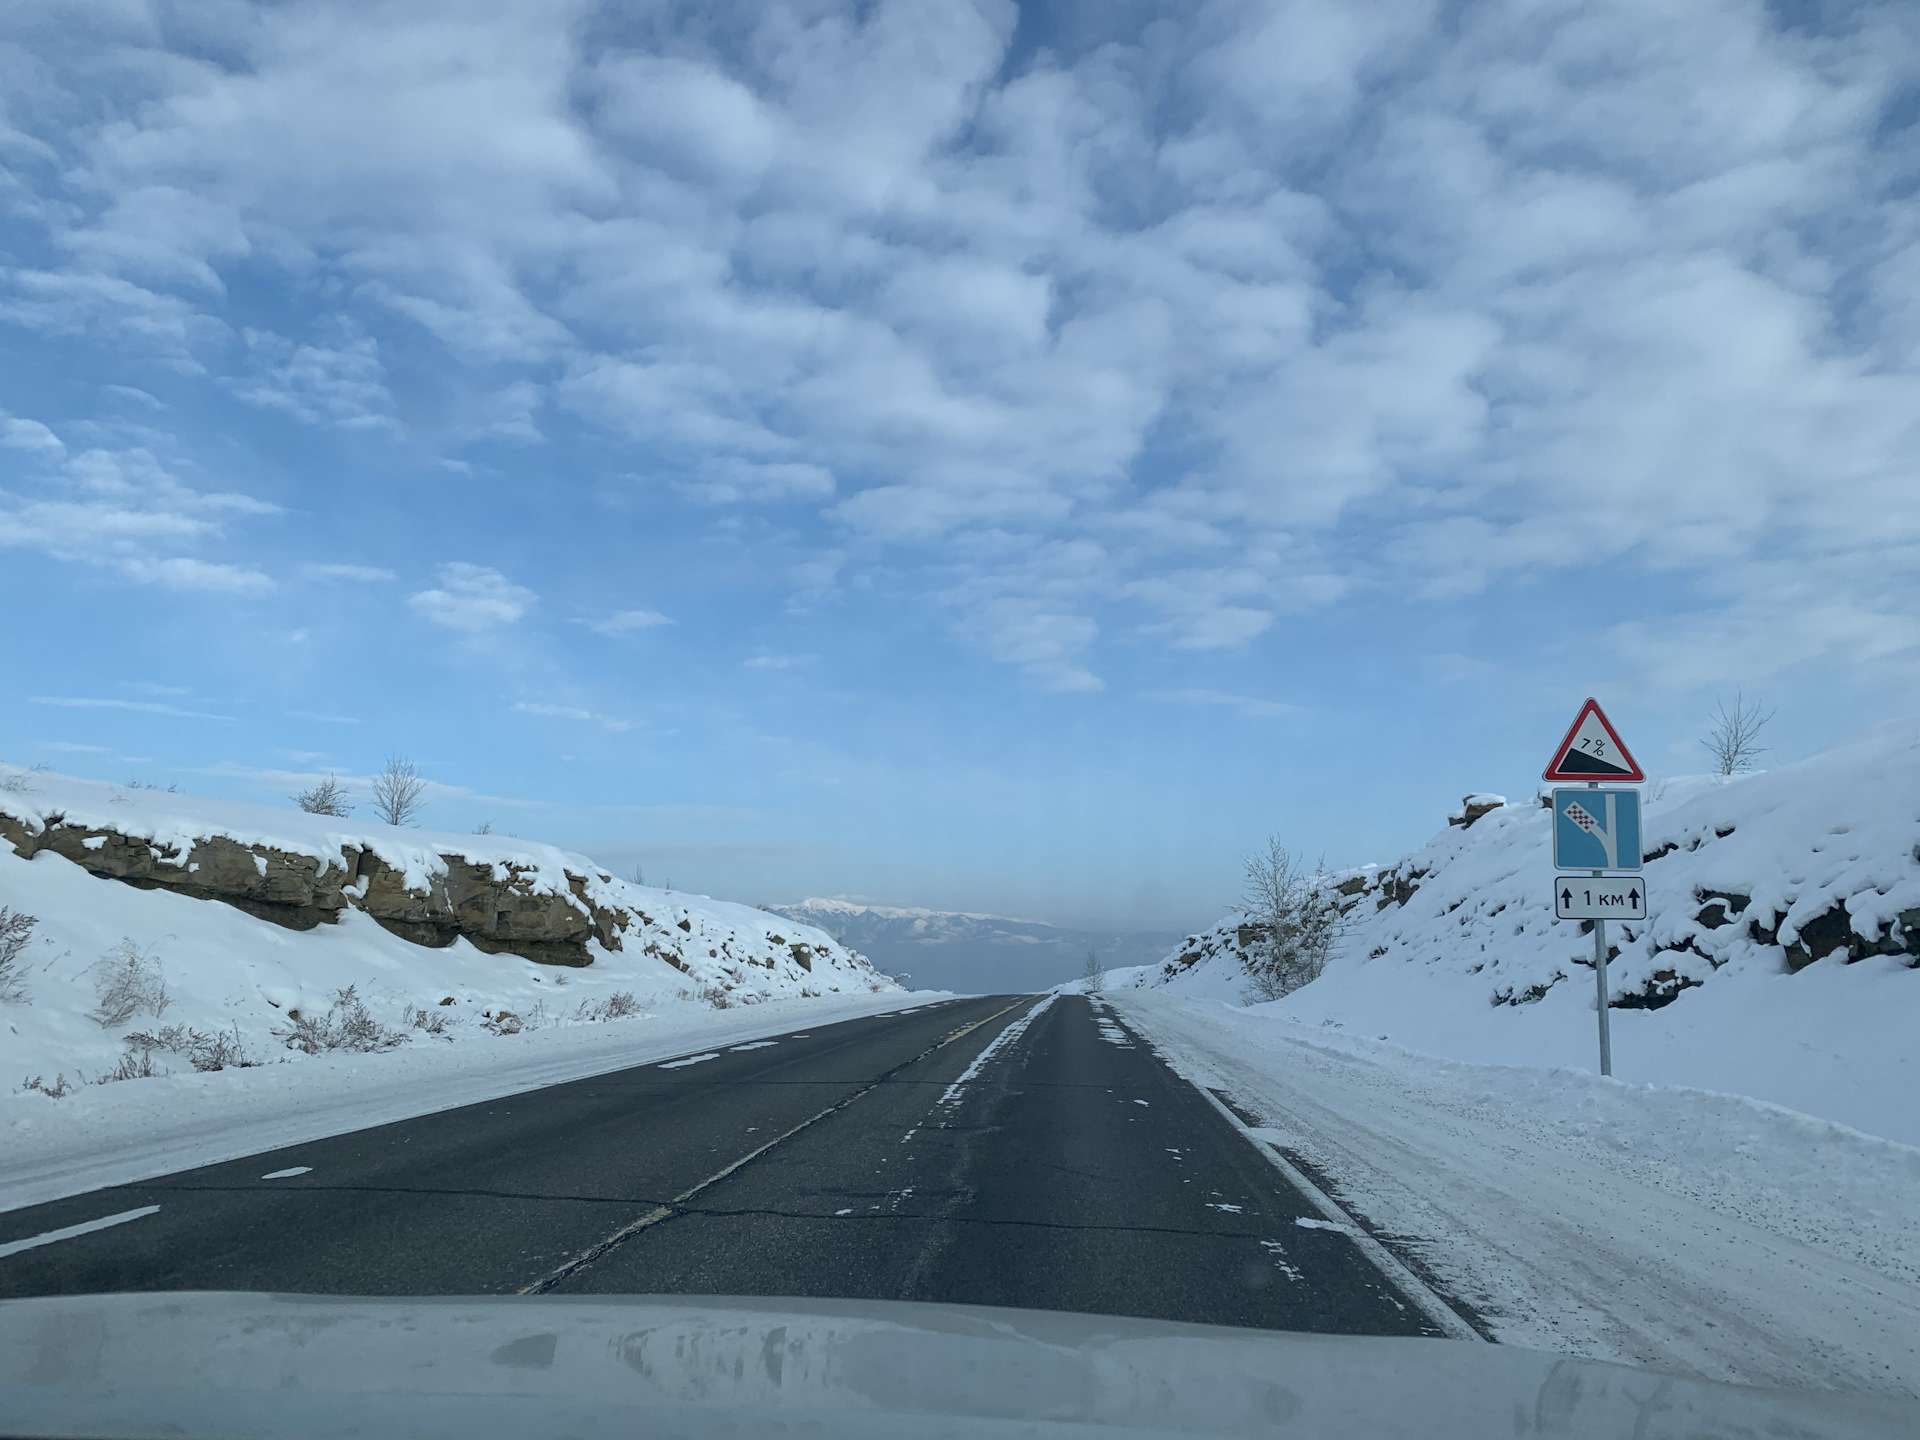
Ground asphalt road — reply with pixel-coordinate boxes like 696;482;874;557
0;995;1443;1335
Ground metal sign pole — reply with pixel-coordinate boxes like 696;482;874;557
1588;777;1612;1079
1593;912;1611;1077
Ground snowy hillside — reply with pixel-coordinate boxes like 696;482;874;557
765;898;1181;993
0;768;894;1098
1118;719;1920;1146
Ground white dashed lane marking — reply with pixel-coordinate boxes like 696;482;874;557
658;1053;720;1070
261;1167;312;1180
0;1206;161;1260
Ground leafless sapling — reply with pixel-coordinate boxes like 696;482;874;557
1702;690;1775;775
370;755;428;827
1240;836;1340;1002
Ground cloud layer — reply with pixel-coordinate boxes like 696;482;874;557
2;0;1918;690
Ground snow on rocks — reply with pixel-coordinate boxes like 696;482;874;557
0;767;895;1108
1117;718;1920;1147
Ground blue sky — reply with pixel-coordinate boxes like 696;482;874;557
4;0;1919;930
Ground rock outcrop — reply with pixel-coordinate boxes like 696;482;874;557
0;810;617;967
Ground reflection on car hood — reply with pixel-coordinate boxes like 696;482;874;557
0;1291;1912;1440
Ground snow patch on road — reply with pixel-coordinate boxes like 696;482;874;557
937;995;1055;1108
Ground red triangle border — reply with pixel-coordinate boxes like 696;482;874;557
1542;697;1644;783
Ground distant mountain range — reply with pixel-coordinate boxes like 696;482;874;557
761;898;1185;994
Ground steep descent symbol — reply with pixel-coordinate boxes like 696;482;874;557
1542;698;1644;782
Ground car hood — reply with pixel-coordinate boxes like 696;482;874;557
0;1290;1913;1440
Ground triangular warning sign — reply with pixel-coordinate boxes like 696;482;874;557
1543;698;1644;782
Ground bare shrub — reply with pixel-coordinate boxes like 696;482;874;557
1081;949;1105;994
370;755;428;827
0;907;36;1004
125;1022;258;1072
21;1073;73;1098
1240;837;1342;1003
276;985;409;1054
574;990;639;1022
293;774;353;816
97;1048;160;1084
697;983;733;1010
0;762;48;795
481;1008;523;1035
88;940;171;1026
1702;690;1775;775
404;1004;451;1038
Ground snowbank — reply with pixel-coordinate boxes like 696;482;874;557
1116;993;1920;1400
1119;719;1920;1146
0;767;895;1115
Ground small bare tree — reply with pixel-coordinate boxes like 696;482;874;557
1241;836;1341;1002
292;774;353;816
1081;948;1105;994
0;908;36;1004
370;755;428;827
1702;690;1774;775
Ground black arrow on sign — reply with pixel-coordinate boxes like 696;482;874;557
1560;886;1573;909
1629;887;1640;906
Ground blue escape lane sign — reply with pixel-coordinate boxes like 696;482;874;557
1552;787;1642;872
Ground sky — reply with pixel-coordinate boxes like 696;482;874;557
3;0;1919;932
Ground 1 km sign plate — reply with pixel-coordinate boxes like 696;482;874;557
1554;876;1647;921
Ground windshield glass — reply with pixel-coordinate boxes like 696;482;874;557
2;0;1918;1431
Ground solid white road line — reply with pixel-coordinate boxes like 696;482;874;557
1187;1080;1485;1342
0;1206;161;1260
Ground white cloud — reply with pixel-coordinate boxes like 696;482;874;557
232;328;396;430
5;0;1920;686
0;411;278;592
32;695;231;720
408;563;536;631
2;417;64;455
1144;689;1296;719
513;701;632;732
302;563;397;582
744;652;816;670
584;608;671;636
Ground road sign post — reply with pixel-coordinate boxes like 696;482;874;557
1594;919;1611;1076
1543;698;1645;1080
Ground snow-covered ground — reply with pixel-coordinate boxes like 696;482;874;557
1114;992;1920;1401
1117;718;1920;1149
0;766;904;1206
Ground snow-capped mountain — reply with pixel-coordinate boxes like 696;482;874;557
762;898;1183;993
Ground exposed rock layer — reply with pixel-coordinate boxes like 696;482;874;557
0;812;615;966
